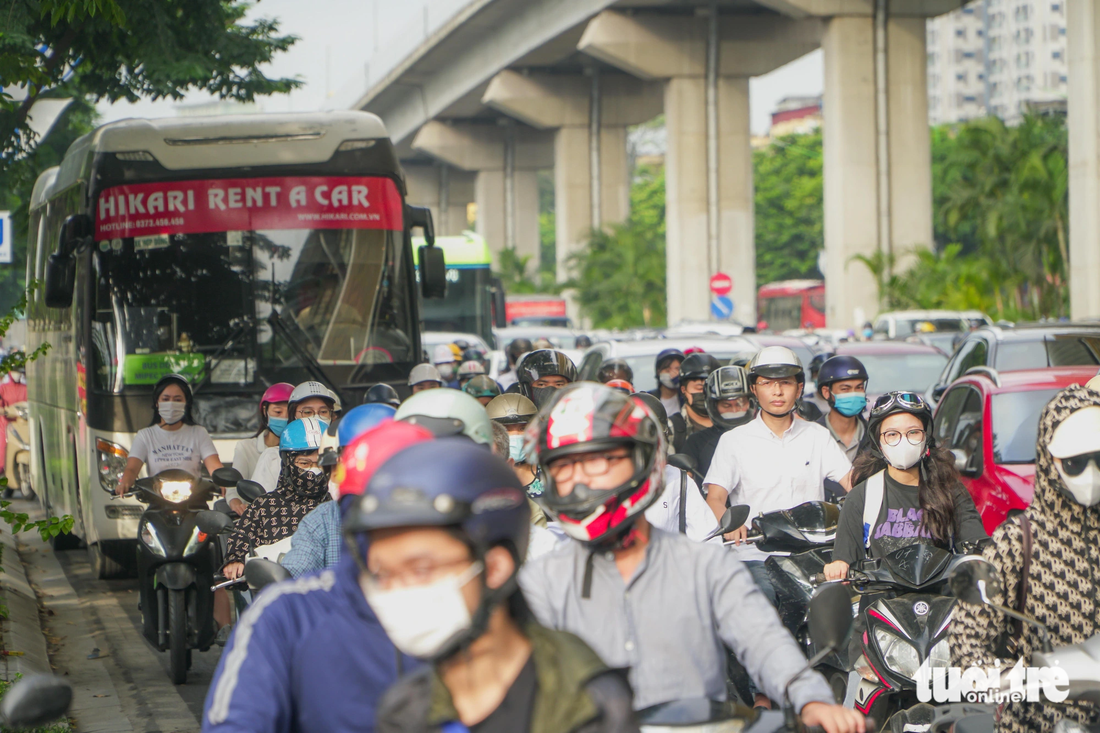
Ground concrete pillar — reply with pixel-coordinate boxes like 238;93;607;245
1069;0;1100;319
403;163;474;236
822;15;932;330
474;168;541;267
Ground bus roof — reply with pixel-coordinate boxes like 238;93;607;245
758;279;823;295
44;111;391;203
29;167;59;212
412;231;492;267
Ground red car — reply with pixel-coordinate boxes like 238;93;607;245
931;366;1097;534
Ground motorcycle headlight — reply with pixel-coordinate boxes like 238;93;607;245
182;526;203;557
96;438;129;492
159;480;193;504
140;522;167;558
929;638;951;669
874;626;920;679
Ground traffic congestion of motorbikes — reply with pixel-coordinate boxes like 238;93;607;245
7;316;1100;733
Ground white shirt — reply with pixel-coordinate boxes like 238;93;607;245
231;434;268;482
129;424;218;478
645;465;720;543
225;446;280;504
703;414;851;561
660;394;681;421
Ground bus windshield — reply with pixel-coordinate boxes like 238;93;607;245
90;175;414;393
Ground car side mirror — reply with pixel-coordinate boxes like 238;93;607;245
0;674;72;728
237;480;266;504
951;448;981;478
932;384;948;400
408;205;446;300
704;504;750;541
211;467;243;488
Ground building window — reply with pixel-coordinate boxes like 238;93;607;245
1052;2;1062;12
956;27;967;39
1053;50;1062;59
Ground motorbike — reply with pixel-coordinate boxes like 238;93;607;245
125;466;242;684
3;401;31;499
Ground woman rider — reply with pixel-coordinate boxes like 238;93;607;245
228;383;293;515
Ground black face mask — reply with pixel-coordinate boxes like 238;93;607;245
531;386;560;410
281;456;330;500
687;392;708;416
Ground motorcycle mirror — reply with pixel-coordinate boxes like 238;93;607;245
807;583;853;653
212;499;232;515
0;674;72;728
212;467;243;488
237;480;266;504
245;559;291;592
704;504;750;541
949;556;1002;607
667;453;698;474
196;510;233;536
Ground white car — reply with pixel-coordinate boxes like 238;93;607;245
872;310;980;340
576;337;759;393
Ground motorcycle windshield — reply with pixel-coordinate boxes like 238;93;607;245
880;544;953;587
784;501;840;533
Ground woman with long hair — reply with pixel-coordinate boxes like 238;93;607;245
822;391;987;581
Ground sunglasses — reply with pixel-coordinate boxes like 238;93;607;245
1060;451;1100;477
871;392;926;417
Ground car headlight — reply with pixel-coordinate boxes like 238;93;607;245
159;480;193;504
140;521;167;557
182;526;203;557
874;626;920;679
929;638;951;669
96;438;129;492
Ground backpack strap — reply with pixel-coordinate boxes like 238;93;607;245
862;470;886;549
1010;513;1033;653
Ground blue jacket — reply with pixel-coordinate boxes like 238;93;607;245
203;553;419;733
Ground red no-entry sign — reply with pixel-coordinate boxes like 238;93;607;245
710;272;733;296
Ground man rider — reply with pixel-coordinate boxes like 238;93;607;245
344;439;637;733
432;345;461;389
702;347;853;602
408;364;444;395
520;383;864;733
486;393;543;499
668;353;721;453
516;349;577;410
646;348;685;420
596;358;633;385
498;338;533;391
815;355;873;496
682;366;755;479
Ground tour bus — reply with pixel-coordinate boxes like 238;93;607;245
26;112;443;577
757;279;826;332
413;231;504;347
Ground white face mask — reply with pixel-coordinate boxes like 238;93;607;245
437;364;456;380
328;481;340;501
1056;460;1100;507
881;438;926;470
658;373;678;390
720;410;748;421
361;561;482;659
158;401;186;425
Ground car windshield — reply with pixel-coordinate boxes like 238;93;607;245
895;318;965;337
852;353;949;393
995;336;1100;372
992;389;1061;464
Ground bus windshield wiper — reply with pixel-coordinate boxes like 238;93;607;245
267;309;349;407
190;320;253;397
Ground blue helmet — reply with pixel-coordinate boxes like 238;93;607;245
279;417;328;453
816;355;869;396
337;404;396;447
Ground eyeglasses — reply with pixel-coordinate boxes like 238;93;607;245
871;392;926;417
293;457;321;470
880;428;927;447
547;451;631;481
1060;451;1100;477
364;559;479;590
297;408;333;420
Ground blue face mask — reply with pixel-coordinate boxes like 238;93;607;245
508;435;526;463
862;328;874;339
267;416;289;437
832;392;867;417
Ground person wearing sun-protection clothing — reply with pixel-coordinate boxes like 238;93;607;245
951;385;1100;733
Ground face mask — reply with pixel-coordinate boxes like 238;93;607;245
720;410;748;421
687;392;708;416
267;416;288;437
437;364;456;380
881;438;926;470
508;435;526;463
525;475;544;498
1056;460;1100;507
832;393;867;417
158;402;186;425
863;329;874;339
328;480;340;501
286;461;330;498
362;561;482;659
531;386;559;410
659;373;679;390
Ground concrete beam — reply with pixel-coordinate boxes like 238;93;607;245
410;121;554;171
577;11;823;80
482;70;662;130
1069;0;1100;318
754;0;965;18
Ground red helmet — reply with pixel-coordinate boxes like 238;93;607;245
335;421;435;498
533;383;665;545
604;379;634;395
261;383;294;409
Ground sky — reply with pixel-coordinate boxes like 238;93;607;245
95;0;824;137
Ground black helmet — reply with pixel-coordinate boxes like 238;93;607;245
866;391;936;457
808;352;833;382
516;349;577;407
654;348;685;376
597;358;633;384
507;338;533;363
816;355;869;397
343;438;530;659
365;383;401;408
574;335;593;348
704;366;754;430
462;347;484;364
679;353;721;383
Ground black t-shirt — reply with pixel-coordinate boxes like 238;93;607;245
469;655;537;733
833;471;988;565
682;425;727;479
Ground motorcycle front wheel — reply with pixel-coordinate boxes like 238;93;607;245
168;589;188;685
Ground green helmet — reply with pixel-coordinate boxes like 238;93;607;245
394;389;493;445
462;375;501;400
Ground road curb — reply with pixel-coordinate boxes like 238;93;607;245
0;524;51;680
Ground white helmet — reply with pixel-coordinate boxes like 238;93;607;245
457;360;485;379
395;389;493;445
289;381;336;416
746;346;804;384
432;344;456;365
408;363;443;387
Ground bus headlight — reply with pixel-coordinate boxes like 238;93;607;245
139;521;166;558
96;438;129;493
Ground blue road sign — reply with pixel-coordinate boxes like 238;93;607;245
710;295;733;320
0;212;10;265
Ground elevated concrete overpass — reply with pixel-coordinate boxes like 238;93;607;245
355;0;967;329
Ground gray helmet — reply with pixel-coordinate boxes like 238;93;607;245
408;363;443;387
746;346;804;385
395;388;494;445
704;366;754;430
485;393;538;426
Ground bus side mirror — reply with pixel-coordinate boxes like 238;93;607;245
490;277;507;328
418;244;446;300
45;214;92;309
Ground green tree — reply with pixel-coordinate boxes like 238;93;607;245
1;0;300;163
753;132;823;286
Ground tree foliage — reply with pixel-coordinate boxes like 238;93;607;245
754;132;823;286
1;0;300;163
